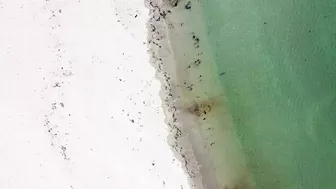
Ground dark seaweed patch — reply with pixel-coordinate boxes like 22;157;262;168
219;72;226;76
184;1;191;10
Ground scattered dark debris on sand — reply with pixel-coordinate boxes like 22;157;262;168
192;59;201;67
146;0;212;185
191;33;200;48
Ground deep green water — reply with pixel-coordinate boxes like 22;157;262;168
201;0;336;188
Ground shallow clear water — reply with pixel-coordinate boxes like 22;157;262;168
201;0;336;188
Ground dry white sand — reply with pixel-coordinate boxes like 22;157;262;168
147;0;256;188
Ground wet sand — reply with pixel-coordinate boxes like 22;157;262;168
146;0;254;188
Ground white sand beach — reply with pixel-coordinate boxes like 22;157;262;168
0;0;192;189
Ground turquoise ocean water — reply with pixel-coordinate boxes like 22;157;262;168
200;1;336;188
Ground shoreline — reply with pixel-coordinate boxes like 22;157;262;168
146;0;255;188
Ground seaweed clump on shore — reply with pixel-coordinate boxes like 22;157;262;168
187;97;222;120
